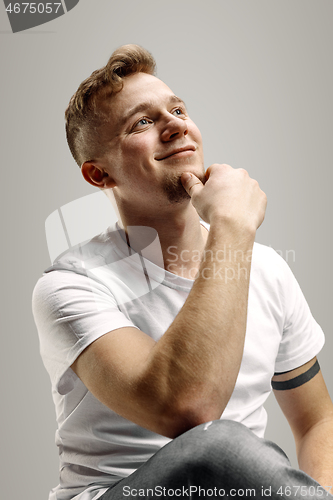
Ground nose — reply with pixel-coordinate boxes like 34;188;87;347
160;115;188;142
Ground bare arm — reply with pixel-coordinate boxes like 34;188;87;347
273;357;333;488
72;164;267;438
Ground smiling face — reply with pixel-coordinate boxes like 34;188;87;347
94;72;205;216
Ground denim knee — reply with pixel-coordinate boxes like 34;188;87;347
173;421;250;471
179;419;258;457
173;419;288;484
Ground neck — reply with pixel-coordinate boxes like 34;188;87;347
118;201;208;279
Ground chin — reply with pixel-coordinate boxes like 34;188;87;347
162;169;206;204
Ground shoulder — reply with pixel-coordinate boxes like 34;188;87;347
252;241;288;268
47;223;121;272
201;221;292;288
251;242;293;285
248;243;301;315
32;224;122;310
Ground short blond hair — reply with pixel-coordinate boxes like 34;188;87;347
65;44;156;166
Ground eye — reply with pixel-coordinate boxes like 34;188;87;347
138;118;149;126
131;117;152;131
172;107;186;117
171;108;187;118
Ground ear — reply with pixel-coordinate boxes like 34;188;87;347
81;161;116;189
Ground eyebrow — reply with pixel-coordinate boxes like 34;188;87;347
120;95;187;127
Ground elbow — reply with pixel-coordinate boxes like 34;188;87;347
162;399;224;439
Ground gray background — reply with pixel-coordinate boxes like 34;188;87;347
1;1;332;498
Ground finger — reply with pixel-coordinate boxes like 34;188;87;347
205;163;231;180
205;165;214;180
181;172;204;198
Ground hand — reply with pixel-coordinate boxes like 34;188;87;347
181;164;267;232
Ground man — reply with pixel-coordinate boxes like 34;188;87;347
33;45;333;500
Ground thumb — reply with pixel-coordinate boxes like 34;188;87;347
181;172;204;198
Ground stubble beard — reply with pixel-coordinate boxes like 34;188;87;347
162;170;207;204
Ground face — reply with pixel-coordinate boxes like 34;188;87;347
97;72;205;215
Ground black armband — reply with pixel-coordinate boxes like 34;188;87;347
272;360;320;391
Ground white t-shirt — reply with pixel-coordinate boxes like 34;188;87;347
32;222;325;500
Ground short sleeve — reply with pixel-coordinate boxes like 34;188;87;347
32;269;137;395
274;256;325;373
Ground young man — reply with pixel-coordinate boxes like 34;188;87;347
33;45;333;500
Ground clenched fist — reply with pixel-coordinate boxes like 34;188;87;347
181;164;267;233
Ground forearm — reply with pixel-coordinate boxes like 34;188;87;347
297;418;333;489
142;219;255;428
71;165;266;438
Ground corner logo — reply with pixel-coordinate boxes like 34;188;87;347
3;0;80;33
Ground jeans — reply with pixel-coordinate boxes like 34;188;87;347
99;420;333;499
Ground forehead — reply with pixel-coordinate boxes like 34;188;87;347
110;73;180;125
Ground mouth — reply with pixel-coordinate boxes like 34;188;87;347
156;146;196;161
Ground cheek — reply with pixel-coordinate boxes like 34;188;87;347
189;121;203;144
123;135;154;158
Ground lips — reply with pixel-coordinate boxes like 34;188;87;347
156;146;196;161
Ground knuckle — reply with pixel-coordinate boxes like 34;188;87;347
212;163;231;170
221;163;232;170
188;180;201;195
238;168;249;177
